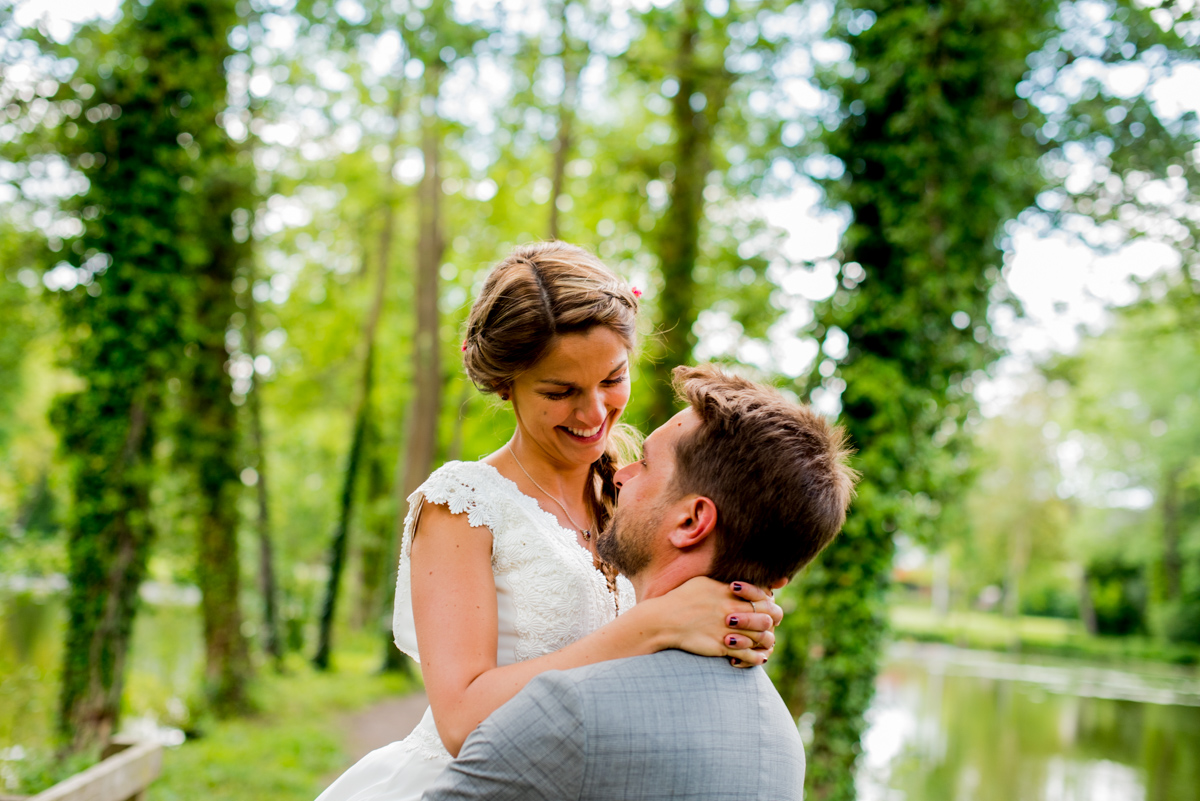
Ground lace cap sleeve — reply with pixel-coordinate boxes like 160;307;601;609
392;461;501;662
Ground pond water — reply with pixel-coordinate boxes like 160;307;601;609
1;584;202;760
4;590;1200;800
858;642;1200;801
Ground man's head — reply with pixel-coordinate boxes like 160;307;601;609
596;364;857;597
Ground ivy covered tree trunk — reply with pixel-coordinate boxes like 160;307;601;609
645;0;725;426
785;2;1050;798
53;0;240;750
186;171;254;713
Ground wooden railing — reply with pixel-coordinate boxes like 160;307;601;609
3;738;163;801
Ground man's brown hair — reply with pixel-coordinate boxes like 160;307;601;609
670;364;858;587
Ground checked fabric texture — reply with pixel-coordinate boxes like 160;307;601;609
423;649;805;801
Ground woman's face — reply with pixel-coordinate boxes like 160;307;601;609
508;326;631;470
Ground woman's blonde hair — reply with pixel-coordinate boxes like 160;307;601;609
463;241;642;591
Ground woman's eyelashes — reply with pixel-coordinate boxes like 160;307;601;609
537;374;627;401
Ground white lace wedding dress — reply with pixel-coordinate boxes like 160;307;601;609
315;460;635;801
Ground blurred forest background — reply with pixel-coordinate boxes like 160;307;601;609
1;0;1198;799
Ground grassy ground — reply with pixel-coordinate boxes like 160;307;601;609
143;633;418;801
890;603;1200;666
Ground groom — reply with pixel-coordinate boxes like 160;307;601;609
423;364;858;801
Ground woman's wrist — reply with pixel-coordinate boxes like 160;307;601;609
622;595;676;653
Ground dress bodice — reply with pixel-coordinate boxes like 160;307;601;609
393;460;635;668
316;460;638;798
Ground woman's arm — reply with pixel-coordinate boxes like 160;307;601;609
410;501;779;757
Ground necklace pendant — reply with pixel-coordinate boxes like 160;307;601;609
582;530;592;541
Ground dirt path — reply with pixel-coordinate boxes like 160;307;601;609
341;691;429;761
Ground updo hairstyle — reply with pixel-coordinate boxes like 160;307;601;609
463;241;642;577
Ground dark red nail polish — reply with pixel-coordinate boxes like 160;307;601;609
729;616;738;626
730;657;741;666
732;582;743;592
727;636;738;646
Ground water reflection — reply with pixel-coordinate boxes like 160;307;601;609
860;643;1200;801
1;588;202;756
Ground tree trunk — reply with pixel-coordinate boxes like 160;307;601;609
1080;565;1098;635
191;174;252;715
401;61;446;512
58;395;156;754
354;419;391;629
313;198;392;670
1161;464;1183;602
383;62;445;672
932;551;950;618
547;0;578;240
1003;524;1029;620
646;0;722;426
245;289;283;669
56;0;241;747
785;1;1051;796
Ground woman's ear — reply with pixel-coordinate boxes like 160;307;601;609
668;496;717;550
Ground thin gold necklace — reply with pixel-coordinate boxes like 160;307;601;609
507;444;593;541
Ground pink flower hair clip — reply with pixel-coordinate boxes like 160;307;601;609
461;339;468;352
631;287;642;298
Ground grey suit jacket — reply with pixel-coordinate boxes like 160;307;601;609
422;649;805;801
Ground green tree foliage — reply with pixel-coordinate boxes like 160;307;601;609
777;1;1198;795
781;2;1053;797
31;0;251;745
619;0;807;425
1051;280;1200;642
959;397;1075;620
44;3;197;750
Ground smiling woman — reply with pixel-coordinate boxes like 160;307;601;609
313;241;783;801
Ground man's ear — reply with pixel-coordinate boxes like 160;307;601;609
770;577;789;591
667;496;717;550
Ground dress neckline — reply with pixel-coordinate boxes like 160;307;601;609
473;459;600;560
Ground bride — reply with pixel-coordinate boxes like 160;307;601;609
316;241;781;801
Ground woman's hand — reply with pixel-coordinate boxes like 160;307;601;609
650;576;783;667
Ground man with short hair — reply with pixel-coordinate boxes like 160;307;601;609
423;364;858;801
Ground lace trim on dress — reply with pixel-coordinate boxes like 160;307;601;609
405;717;454;764
392;460;630;666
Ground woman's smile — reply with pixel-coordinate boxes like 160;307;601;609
561;423;604;441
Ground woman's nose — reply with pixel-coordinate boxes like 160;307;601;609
576;390;606;426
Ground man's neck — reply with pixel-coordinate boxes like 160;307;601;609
631;558;709;602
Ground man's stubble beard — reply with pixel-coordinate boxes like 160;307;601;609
595;502;661;580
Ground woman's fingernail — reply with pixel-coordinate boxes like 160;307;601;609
727;636;738;647
730;658;741;666
729;616;738;627
732;582;743;592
